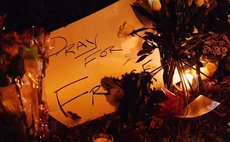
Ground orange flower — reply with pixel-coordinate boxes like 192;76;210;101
221;47;228;53
203;49;207;54
3;44;19;57
0;32;20;57
148;0;162;11
194;0;204;7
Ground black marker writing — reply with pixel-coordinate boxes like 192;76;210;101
50;34;123;67
55;76;110;117
74;34;98;60
84;49;101;67
49;36;68;57
55;76;88;117
89;85;109;106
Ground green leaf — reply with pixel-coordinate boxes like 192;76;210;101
23;46;38;59
136;54;148;63
142;41;157;52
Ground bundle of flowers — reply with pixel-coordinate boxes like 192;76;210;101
0;16;50;141
0;27;50;86
118;0;229;100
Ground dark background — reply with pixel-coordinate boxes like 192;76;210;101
1;0;229;34
0;0;117;32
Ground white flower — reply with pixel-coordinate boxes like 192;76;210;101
106;88;125;107
148;0;162;11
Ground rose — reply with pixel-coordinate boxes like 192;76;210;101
0;32;20;57
3;44;19;57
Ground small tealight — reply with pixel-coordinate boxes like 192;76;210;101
92;132;113;142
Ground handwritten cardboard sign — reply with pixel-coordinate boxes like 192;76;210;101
45;0;163;127
176;95;220;118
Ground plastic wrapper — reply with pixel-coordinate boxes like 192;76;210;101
0;59;49;141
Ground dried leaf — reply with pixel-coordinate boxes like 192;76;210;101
142;41;155;52
137;50;149;56
130;28;149;35
136;54;148;63
144;32;160;43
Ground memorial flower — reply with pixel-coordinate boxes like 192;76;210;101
0;19;50;140
0;28;50;86
118;0;229;99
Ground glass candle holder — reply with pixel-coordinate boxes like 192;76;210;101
92;132;114;142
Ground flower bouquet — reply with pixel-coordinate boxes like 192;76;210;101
0;16;50;141
118;0;229;102
102;0;230;125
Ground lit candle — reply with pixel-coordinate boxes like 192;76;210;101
93;137;113;142
184;71;194;90
173;68;194;91
92;133;113;142
191;61;217;80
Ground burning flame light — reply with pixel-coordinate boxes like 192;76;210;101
173;68;194;91
184;70;194;90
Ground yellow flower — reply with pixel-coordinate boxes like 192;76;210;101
204;41;211;46
205;61;217;77
227;44;230;49
217;41;225;47
222;34;229;43
212;51;216;56
210;39;216;46
194;0;204;7
203;45;208;49
214;46;220;52
117;22;135;38
221;53;226;57
204;45;211;51
203;49;207;54
148;0;162;11
216;50;221;55
221;47;228;53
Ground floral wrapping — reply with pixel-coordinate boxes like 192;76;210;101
0;22;50;141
